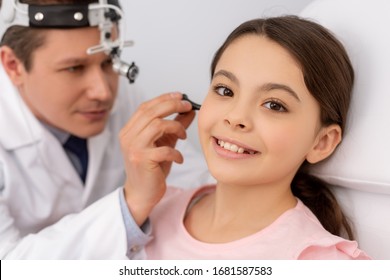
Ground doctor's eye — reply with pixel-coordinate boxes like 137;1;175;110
263;100;287;112
214;85;234;97
66;65;84;73
101;58;113;69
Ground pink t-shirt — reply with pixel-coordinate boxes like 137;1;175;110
145;186;370;260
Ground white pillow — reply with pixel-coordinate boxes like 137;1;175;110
300;0;390;195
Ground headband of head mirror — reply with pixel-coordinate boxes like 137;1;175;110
0;0;121;29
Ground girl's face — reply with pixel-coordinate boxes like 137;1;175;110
198;35;325;187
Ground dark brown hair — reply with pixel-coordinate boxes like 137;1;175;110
211;16;354;239
0;0;98;71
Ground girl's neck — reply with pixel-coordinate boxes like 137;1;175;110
184;182;297;243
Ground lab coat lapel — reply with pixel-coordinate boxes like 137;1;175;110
39;130;84;188
13;134;84;215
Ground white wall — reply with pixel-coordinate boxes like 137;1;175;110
120;0;313;149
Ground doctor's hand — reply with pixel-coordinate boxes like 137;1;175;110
120;92;195;226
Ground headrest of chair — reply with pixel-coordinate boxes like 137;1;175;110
300;0;390;194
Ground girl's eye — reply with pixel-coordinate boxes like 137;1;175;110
214;86;234;97
263;100;287;112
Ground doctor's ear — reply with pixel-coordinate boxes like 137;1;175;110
0;46;26;86
306;124;342;164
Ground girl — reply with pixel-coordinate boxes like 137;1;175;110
122;16;370;259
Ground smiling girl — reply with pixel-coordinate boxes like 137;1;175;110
126;16;370;259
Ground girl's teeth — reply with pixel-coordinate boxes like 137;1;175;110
218;139;246;154
230;144;239;152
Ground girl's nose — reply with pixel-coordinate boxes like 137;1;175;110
224;101;253;131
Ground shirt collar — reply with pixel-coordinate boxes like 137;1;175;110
40;121;70;145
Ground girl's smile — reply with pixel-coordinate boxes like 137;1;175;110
212;136;260;159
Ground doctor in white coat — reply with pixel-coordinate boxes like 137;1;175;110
0;0;211;259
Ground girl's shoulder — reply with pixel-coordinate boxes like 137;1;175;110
288;200;371;259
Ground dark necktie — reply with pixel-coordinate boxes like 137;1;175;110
63;135;89;183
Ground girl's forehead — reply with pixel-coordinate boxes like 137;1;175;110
217;35;301;71
216;36;304;83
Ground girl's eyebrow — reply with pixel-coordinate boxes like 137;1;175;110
213;69;301;102
261;83;301;102
213;69;239;84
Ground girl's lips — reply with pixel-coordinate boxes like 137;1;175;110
212;136;260;159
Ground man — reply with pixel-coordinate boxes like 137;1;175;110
0;0;211;259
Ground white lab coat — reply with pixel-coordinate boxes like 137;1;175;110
0;64;212;259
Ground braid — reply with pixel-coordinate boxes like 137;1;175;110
291;169;354;240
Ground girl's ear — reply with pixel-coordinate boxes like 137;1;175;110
306;124;342;164
0;46;25;86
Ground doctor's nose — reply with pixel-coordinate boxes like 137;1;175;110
85;67;113;101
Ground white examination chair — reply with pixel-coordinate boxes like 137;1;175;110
300;0;390;259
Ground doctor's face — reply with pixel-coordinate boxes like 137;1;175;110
14;27;119;138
